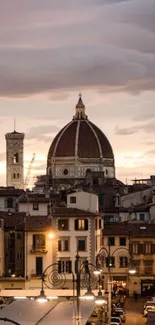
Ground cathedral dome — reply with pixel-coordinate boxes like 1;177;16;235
47;95;114;166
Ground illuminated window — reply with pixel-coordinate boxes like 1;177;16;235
75;219;88;231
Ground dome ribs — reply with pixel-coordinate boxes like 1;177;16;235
53;121;77;157
78;121;100;158
89;122;114;159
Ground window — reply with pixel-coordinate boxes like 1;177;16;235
33;234;45;248
58;260;72;273
75;258;88;273
139;213;145;221
70;196;76;204
144;260;153;274
132;243;138;254
13;173;16;179
7;197;14;208
75;219;88;231
13;153;19;163
36;257;43;276
120;237;126;246
108;237;115;246
95;219;97;230
106;256;115;268
93;178;99;186
33;203;39;211
78;239;86;251
134;260;140;273
17;233;22;240
58;239;69;251
17;172;19;179
144;243;151;254
17;253;22;260
120;256;128;268
58;219;69;231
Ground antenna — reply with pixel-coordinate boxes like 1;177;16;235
14;117;16;131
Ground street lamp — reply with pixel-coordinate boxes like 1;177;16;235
96;245;136;325
36;253;105;325
36;289;48;303
95;290;107;306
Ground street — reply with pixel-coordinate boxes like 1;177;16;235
124;297;147;325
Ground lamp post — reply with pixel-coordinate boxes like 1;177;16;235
37;253;106;325
0;318;21;325
96;244;136;325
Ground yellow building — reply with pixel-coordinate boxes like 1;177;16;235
98;223;155;296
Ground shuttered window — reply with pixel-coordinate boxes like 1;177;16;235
120;256;128;268
58;260;72;274
75;219;88;231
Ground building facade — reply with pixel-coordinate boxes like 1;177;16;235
5;131;25;189
99;223;155;296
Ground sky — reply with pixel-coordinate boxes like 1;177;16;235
0;0;155;187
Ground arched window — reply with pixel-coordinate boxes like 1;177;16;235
13;173;16;179
13;153;19;163
17;173;19;179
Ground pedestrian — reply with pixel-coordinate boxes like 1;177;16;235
134;291;138;301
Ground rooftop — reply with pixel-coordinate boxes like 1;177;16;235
51;207;100;216
103;222;155;237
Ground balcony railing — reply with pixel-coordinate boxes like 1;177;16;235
30;246;47;254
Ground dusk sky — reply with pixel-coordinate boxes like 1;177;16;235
0;0;155;186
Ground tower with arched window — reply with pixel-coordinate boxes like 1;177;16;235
5;130;25;189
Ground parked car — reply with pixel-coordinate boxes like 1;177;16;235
111;316;122;324
112;309;126;322
143;301;155;316
144;301;155;310
144;306;155;317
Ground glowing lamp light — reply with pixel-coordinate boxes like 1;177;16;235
93;269;101;275
14;296;27;300
82;289;95;301
128;268;136;275
47;296;58;300
49;233;54;239
36;290;48;303
95;292;107;305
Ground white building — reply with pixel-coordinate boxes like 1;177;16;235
18;192;49;216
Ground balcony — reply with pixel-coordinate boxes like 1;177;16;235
30;246;47;254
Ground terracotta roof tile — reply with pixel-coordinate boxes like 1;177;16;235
51;207;99;217
25;216;52;232
103;223;155;237
0;212;52;232
0;187;24;197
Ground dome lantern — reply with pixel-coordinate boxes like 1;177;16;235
73;93;87;120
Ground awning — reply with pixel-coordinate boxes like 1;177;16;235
0;299;95;325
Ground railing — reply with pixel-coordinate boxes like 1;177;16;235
30;246;47;254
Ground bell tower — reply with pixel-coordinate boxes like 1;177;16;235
5;130;25;189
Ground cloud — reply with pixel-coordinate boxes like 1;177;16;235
33;163;46;171
0;0;155;97
115;126;137;135
26;124;60;141
115;120;155;136
133;114;155;122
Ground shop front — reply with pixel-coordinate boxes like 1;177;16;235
141;279;155;297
